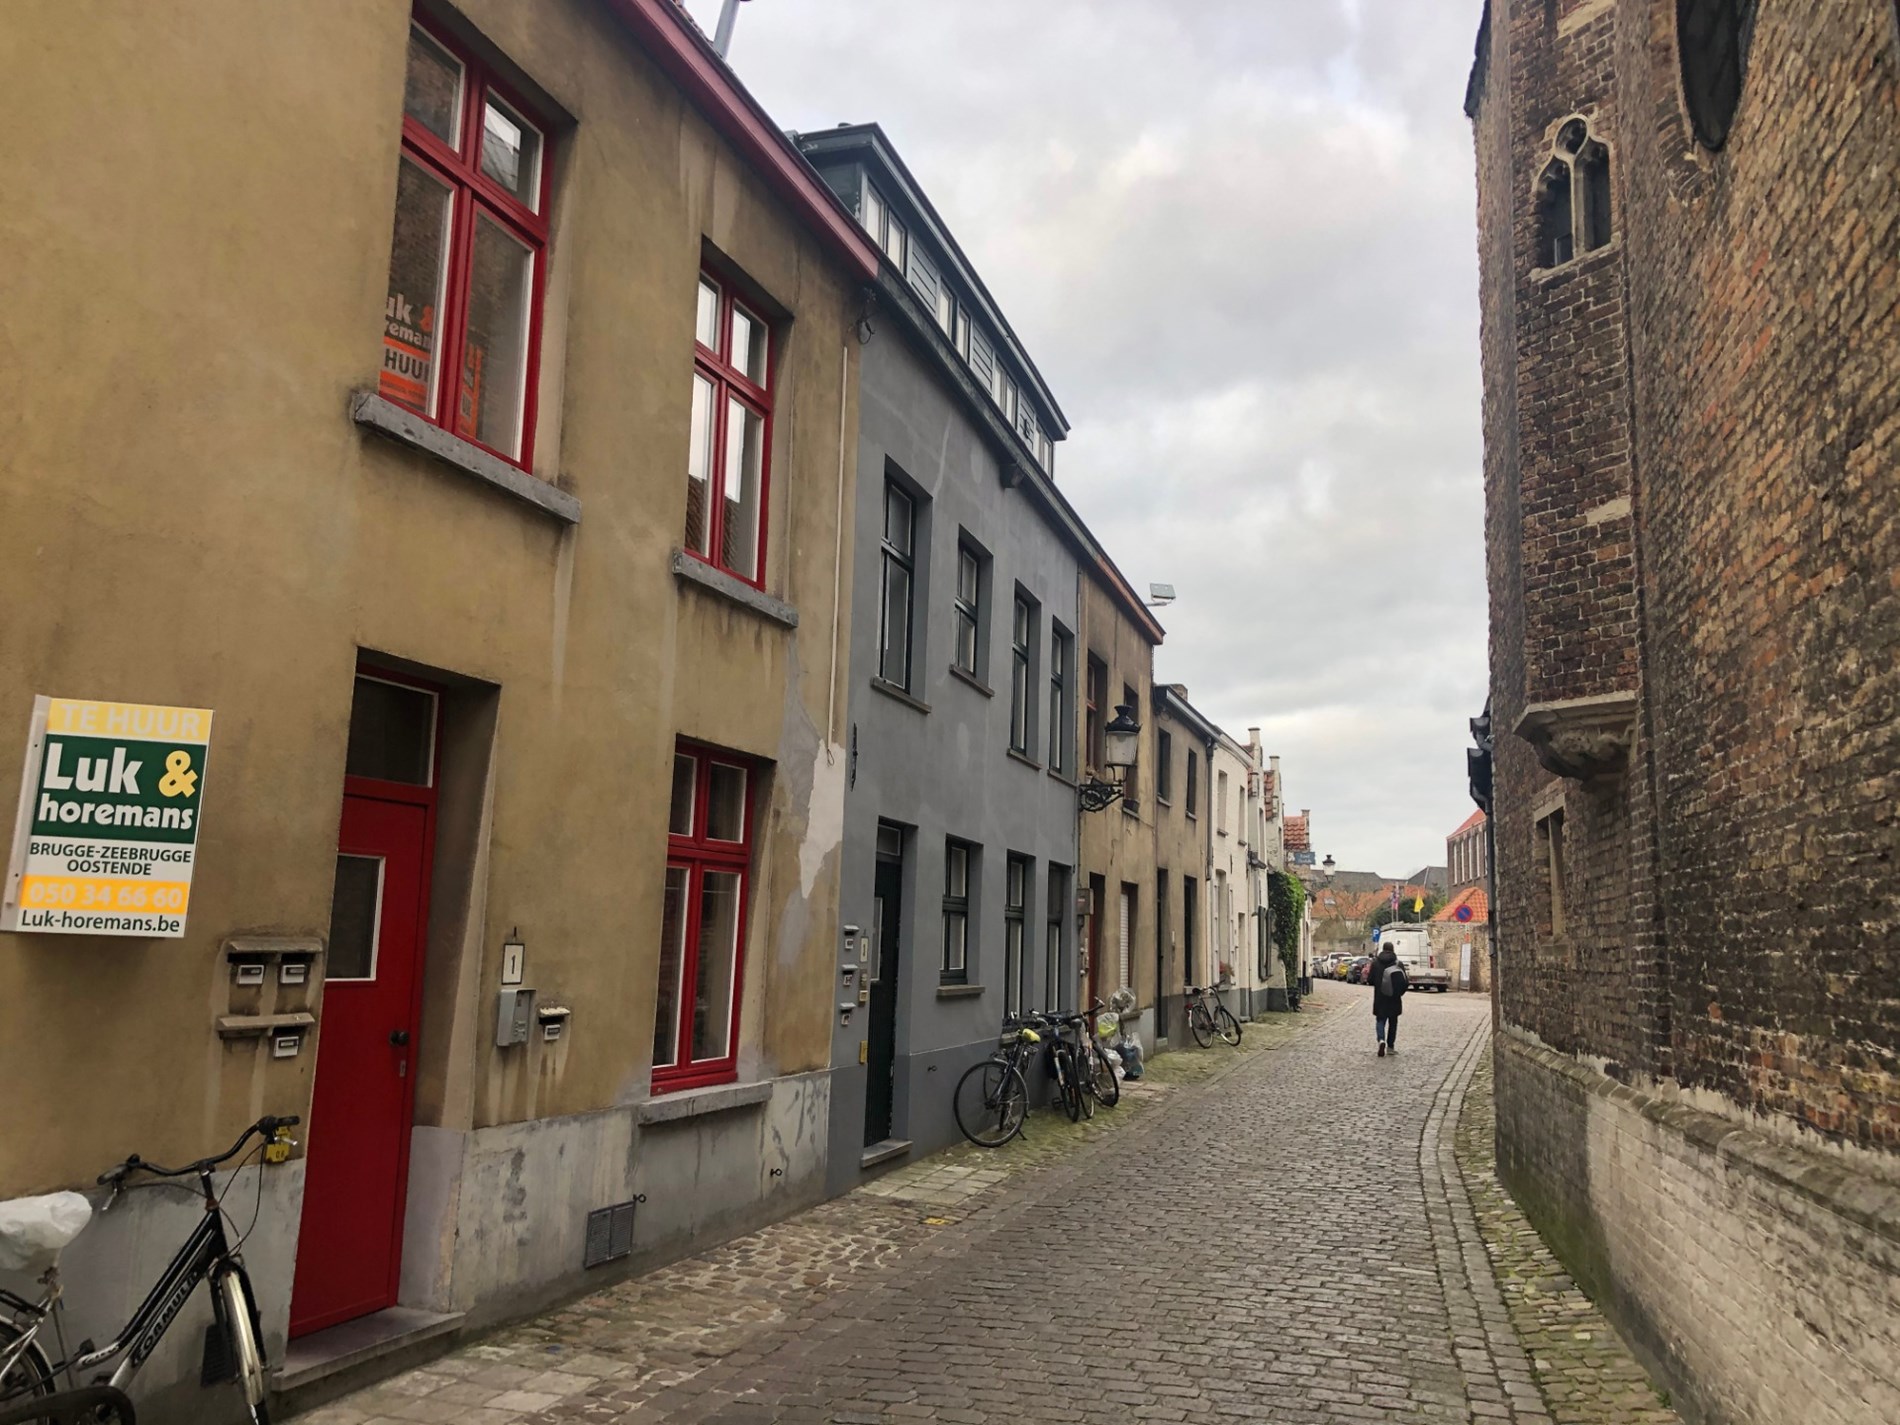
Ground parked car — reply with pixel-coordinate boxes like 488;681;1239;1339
1346;956;1373;985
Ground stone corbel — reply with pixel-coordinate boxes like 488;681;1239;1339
1513;691;1638;780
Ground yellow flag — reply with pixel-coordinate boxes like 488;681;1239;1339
1412;895;1424;913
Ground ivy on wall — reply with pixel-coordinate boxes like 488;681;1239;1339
1269;871;1307;1002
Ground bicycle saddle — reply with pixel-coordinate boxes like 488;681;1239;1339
0;1191;93;1271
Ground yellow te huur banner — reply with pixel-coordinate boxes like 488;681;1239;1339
2;698;213;938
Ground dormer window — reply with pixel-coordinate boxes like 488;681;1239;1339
1536;118;1612;269
860;180;906;269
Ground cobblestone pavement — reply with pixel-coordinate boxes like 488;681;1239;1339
305;985;1670;1425
1454;1047;1680;1425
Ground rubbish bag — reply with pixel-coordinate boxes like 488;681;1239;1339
1119;1035;1145;1080
0;1192;92;1272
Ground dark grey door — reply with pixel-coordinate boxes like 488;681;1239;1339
864;853;902;1146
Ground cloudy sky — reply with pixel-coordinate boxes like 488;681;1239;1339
686;0;1488;878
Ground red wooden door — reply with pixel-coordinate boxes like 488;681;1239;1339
290;791;431;1337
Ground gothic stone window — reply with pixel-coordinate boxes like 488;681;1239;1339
1677;0;1759;151
1537;118;1612;269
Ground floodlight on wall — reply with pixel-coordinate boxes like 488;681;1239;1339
1080;704;1142;813
1145;582;1176;609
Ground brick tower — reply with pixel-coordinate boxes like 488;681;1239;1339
1467;2;1900;1419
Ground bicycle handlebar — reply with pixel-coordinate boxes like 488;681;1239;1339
98;1114;300;1186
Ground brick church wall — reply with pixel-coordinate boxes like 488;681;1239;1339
1471;2;1900;1420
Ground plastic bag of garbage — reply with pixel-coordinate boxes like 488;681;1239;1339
0;1192;92;1272
1119;1036;1145;1080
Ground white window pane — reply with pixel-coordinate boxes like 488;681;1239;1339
731;307;768;386
707;763;747;841
863;185;884;240
457;214;534;457
653;866;689;1068
480;95;542;211
959;548;979;603
692;871;741;1061
380;159;454;416
685;373;714;555
936;284;954;333
403;25;463;147
668;754;696;836
881;559;911;684
695;279;720;349
884;485;913;556
948;845;968;897
721;399;764;580
884;216;907;268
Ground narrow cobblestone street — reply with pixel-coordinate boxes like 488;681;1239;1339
307;984;1675;1425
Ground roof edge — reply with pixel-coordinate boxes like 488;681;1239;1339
606;1;879;281
798;123;1070;435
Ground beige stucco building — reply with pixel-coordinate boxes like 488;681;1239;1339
0;1;876;1417
1074;572;1164;1040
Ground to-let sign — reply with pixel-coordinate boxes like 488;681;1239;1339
2;698;213;938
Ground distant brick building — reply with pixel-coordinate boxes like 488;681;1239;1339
1467;2;1899;1421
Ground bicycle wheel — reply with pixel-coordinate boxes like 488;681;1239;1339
0;1384;136;1425
1052;1049;1082;1122
1089;1046;1121;1107
0;1321;53;1410
953;1059;1028;1147
217;1267;271;1424
1216;1005;1243;1045
1189;1004;1214;1048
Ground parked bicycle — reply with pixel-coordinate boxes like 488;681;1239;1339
0;1115;300;1425
953;1017;1042;1146
1184;984;1242;1047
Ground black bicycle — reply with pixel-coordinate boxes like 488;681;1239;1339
953;1018;1043;1146
1185;984;1242;1047
0;1115;299;1425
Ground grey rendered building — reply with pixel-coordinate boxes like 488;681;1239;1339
800;125;1099;1188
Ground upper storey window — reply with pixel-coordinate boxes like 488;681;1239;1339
686;273;773;586
861;182;907;269
381;19;551;467
1677;0;1759;150
1536;119;1612;269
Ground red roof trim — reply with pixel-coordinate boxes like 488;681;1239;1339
604;0;880;282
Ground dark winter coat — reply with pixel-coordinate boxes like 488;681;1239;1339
1370;945;1407;1018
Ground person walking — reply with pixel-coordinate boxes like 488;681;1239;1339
1371;942;1408;1056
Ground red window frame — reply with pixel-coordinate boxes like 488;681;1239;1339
654;743;756;1092
685;272;776;589
380;14;552;471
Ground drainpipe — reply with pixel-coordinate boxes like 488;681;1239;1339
825;343;848;759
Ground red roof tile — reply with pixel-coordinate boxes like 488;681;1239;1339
1433;887;1489;923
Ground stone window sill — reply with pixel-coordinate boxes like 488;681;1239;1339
1006;748;1042;773
1530;240;1622;286
870;677;931;716
636;1078;772;1124
351;391;581;524
948;665;994;698
1047;767;1076;788
670;550;799;628
936;983;985;999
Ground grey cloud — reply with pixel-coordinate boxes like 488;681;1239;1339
691;0;1488;873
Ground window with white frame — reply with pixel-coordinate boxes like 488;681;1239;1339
942;839;974;983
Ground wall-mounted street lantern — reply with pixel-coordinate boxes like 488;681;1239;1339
1079;704;1142;813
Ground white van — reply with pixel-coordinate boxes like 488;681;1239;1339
1374;925;1450;992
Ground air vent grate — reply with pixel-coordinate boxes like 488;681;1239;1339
583;1199;638;1268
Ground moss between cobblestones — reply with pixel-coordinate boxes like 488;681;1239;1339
862;994;1337;1205
1455;1044;1682;1425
